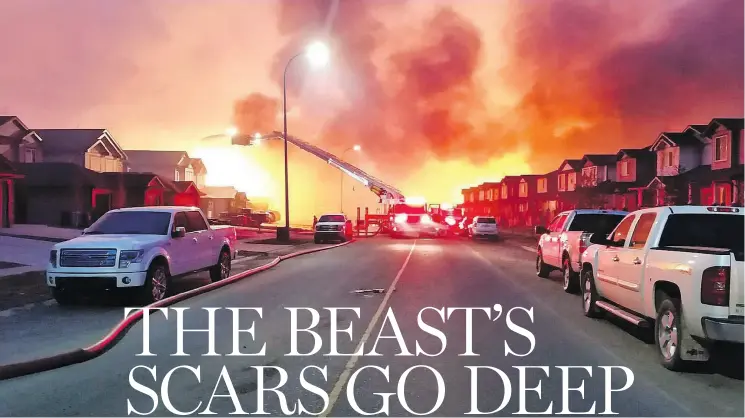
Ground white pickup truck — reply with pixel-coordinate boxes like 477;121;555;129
535;209;627;293
47;206;237;305
580;205;744;370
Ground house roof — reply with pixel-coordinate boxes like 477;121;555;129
35;129;126;158
685;124;709;135
651;131;703;150
582;154;617;166
171;181;206;195
703;118;745;137
0;116;16;126
617;147;654;160
16;163;104;187
189;158;206;173
124;150;191;168
0;116;41;144
500;175;521;184
100;172;166;190
202;185;239;199
558;159;583;171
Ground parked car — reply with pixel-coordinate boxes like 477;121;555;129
458;216;473;236
314;213;352;243
535;209;627;293
46;206;237;305
467;216;500;240
580;205;744;370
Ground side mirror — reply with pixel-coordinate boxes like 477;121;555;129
534;225;548;235
82;228;89;235
172;227;186;238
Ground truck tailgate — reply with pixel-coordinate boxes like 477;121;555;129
731;255;744;316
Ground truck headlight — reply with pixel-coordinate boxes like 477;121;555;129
394;214;407;223
119;250;144;268
49;250;57;268
421;214;432;224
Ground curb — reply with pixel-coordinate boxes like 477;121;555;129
0;240;353;381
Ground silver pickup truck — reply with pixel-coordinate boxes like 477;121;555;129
535;209;627;293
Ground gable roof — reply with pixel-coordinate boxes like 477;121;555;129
171;181;205;195
124;150;191;168
202;185;239;199
558;159;583;171
703;118;745;137
650;131;703;151
35;129;126;158
0;116;42;145
684;124;709;136
0;116;16;126
617;147;653;160
582;154;617;166
189;158;206;173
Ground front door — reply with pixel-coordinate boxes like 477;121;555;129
613;212;657;313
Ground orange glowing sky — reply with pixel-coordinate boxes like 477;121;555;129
0;0;742;218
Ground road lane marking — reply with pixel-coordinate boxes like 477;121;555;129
520;245;535;252
321;240;417;417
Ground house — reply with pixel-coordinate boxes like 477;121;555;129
642;131;705;206
0;116;44;163
556;159;583;210
697;118;744;205
14;163;105;227
200;186;247;219
35;129;128;172
498;176;521;226
535;170;559;219
124;150;199;183
579;154;617;187
616;147;657;210
0;155;23;227
480;182;501;215
168;181;203;207
461;186;480;216
99;172;169;216
516;175;540;226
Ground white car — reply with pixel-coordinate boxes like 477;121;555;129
581;205;743;370
468;216;500;240
314;213;350;243
47;207;237;305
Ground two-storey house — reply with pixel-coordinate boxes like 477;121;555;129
576;154;618;209
125;150;203;183
696;118;744;205
535;170;559;219
35;129;128;172
616;147;656;210
647;130;704;205
0;116;44;164
462;186;479;216
478;182;501;216
556;159;582;210
498;176;521;227
189;158;208;189
516;175;540;226
0;155;23;227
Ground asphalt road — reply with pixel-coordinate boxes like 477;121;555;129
0;236;742;416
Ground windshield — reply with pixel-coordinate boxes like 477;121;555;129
393;204;427;214
86;211;172;235
659;214;744;254
568;214;625;234
319;215;345;223
477;217;496;224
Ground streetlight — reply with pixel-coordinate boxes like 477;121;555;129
340;145;361;213
277;40;330;242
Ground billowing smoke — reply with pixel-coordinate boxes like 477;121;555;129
233;0;743;188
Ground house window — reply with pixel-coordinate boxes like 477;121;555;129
714;136;728;162
185;167;194;181
620;160;629;177
174;170;180;181
501;185;508;199
537;178;547;193
518;203;527;212
582;166;597;186
666;151;674;167
568;173;577;191
558;174;566;191
24;148;36;163
519;182;528;197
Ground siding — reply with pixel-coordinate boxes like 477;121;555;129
617;158;637;182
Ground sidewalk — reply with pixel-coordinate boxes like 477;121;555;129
0;224;82;242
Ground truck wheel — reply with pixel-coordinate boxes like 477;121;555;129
562;258;580;294
210;250;231;282
581;269;602;318
536;251;551;278
139;262;170;305
655;294;687;371
51;288;78;306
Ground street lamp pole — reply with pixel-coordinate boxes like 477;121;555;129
278;53;303;242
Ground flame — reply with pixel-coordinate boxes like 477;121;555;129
190;145;278;205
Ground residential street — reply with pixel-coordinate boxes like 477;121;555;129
0;236;741;416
